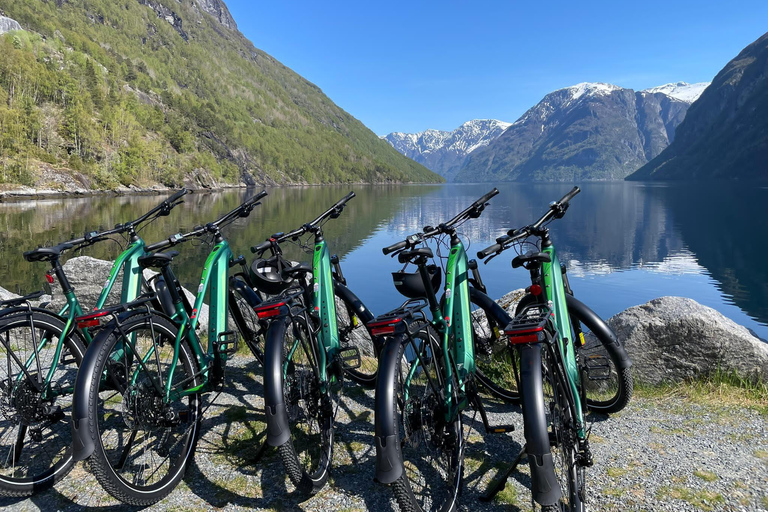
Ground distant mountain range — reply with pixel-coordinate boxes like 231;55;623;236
386;82;708;182
629;32;768;182
383;120;511;182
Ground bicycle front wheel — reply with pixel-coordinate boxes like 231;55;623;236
335;284;377;386
83;314;201;506
0;310;84;496
385;324;463;512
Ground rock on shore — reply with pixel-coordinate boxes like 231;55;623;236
603;296;768;384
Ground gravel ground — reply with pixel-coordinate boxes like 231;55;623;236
2;354;766;512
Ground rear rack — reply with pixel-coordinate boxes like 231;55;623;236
504;304;553;344
367;298;428;336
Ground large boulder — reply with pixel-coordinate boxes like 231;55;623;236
0;16;22;34
605;296;768;384
48;256;210;332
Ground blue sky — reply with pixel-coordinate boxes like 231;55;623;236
226;1;768;135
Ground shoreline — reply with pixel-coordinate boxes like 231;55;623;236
0;181;441;203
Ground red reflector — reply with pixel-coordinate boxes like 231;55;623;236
256;308;282;319
368;317;402;336
45;273;54;284
529;284;542;296
75;310;110;329
371;325;396;336
508;333;540;344
254;301;286;319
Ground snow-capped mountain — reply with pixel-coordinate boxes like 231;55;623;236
455;82;700;182
641;82;710;103
383;119;511;181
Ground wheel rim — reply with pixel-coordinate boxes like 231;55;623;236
96;322;198;493
0;317;79;487
397;328;462;511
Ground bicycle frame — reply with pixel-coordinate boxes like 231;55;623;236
421;237;474;420
18;239;148;400
541;244;586;439
164;239;233;401
312;237;340;388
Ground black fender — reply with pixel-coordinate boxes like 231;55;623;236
334;280;377;343
373;334;407;484
263;315;291;447
469;286;513;326
566;295;632;370
0;306;88;348
70;308;177;461
229;276;263;308
519;343;562;506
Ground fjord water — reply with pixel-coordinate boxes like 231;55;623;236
0;182;766;340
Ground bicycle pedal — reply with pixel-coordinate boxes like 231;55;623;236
584;354;611;380
214;330;239;355
338;346;361;370
487;425;515;434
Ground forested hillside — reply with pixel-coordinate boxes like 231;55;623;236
0;1;438;190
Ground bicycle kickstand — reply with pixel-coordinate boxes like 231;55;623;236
480;443;528;502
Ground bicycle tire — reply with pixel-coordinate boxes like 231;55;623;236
0;310;85;497
265;314;334;494
334;283;377;386
541;341;586;511
380;323;463;512
511;294;632;413
82;314;201;506
229;277;266;364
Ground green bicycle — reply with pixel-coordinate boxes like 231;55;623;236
254;192;378;494
70;191;268;505
373;189;519;512
476;187;627;510
0;189;187;497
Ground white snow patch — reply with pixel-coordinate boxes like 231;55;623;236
642;82;710;103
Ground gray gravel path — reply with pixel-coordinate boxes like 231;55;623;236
2;355;766;511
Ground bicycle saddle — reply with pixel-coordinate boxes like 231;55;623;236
23;243;74;263
397;247;433;264
512;251;552;269
283;262;312;277
139;251;180;269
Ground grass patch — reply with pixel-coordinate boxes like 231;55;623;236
635;369;768;414
693;469;718;482
762;496;768;508
657;486;725;511
494;482;519;506
606;467;628;478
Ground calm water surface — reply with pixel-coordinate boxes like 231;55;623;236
1;182;766;339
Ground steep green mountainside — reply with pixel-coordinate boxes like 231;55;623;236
628;32;768;182
454;84;693;182
0;1;439;189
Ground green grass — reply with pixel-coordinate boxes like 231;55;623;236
693;469;718;482
634;369;768;414
657;486;725;511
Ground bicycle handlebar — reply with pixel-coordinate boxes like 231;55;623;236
382;188;498;255
477;187;580;261
250;192;354;253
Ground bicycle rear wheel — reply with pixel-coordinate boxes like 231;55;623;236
541;342;586;511
386;324;463;512
0;311;84;496
229;277;266;364
267;314;334;494
83;314;201;506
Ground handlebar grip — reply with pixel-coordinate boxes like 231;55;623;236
558;186;580;205
249;189;268;205
167;188;188;204
334;191;356;209
251;240;272;254
477;244;502;259
383;240;407;255
145;238;174;253
477;187;500;206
